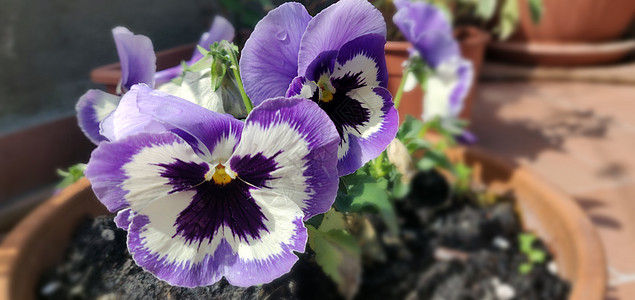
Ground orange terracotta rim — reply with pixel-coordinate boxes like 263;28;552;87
385;41;411;52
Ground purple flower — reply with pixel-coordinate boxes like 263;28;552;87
393;0;458;69
240;0;399;175
77;17;236;145
113;27;157;94
421;57;473;121
393;0;474;121
85;86;340;287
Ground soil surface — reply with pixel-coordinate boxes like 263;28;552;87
39;170;570;300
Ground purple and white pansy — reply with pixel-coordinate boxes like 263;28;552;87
421;57;473;121
86;85;340;286
78;0;402;289
393;0;474;121
240;0;399;176
76;16;238;145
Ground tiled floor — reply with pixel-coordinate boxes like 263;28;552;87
472;81;635;300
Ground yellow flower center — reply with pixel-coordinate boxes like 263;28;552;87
211;164;232;185
317;76;335;103
320;86;334;102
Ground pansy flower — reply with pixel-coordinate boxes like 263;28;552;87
85;84;340;287
76;16;236;144
393;0;473;121
240;0;399;175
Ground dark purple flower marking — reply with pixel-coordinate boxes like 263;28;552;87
154;151;286;246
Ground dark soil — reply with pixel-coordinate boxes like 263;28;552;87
38;170;570;300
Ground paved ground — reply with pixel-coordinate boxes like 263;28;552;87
471;81;635;300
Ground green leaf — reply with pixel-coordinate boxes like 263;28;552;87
307;226;361;299
454;162;472;192
415;149;453;171
529;249;547;263
496;0;520;40
210;57;227;92
196;44;209;56
475;0;497;21
519;233;537;252
397;115;424;141
528;0;544;24
519;262;533;274
416;156;437;171
404;138;431;153
391;177;410;199
56;163;87;188
335;174;399;234
318;209;347;232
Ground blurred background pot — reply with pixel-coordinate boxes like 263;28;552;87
488;0;635;66
0;117;94;236
386;26;490;124
0;148;606;300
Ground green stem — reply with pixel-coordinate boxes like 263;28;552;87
393;68;409;109
227;50;254;114
372;151;387;178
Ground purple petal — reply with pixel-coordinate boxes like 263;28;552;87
304;50;338;82
449;58;474;117
75;89;121;144
335;33;388;88
298;0;386;75
85;132;197;212
154;65;183;87
344;87;398;173
334;87;398;175
100;85;171;142
393;0;459;68
223;212;307;286
113;27;156;92
192;16;235;62
285;76;319;101
127;188;306;287
134;85;244;161
114;208;135;229
456;130;477;145
240;3;312;106
232;97;340;219
422;57;473;120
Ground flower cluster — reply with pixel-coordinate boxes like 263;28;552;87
393;0;473;122
78;0;397;288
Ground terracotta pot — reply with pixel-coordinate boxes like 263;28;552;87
0;116;95;233
513;0;635;43
385;26;490;124
90;43;197;94
488;40;635;66
489;0;635;66
0;148;606;300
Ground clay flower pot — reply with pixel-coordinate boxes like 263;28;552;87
488;0;635;66
385;26;490;124
0;116;95;234
514;0;635;43
0;148;606;300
